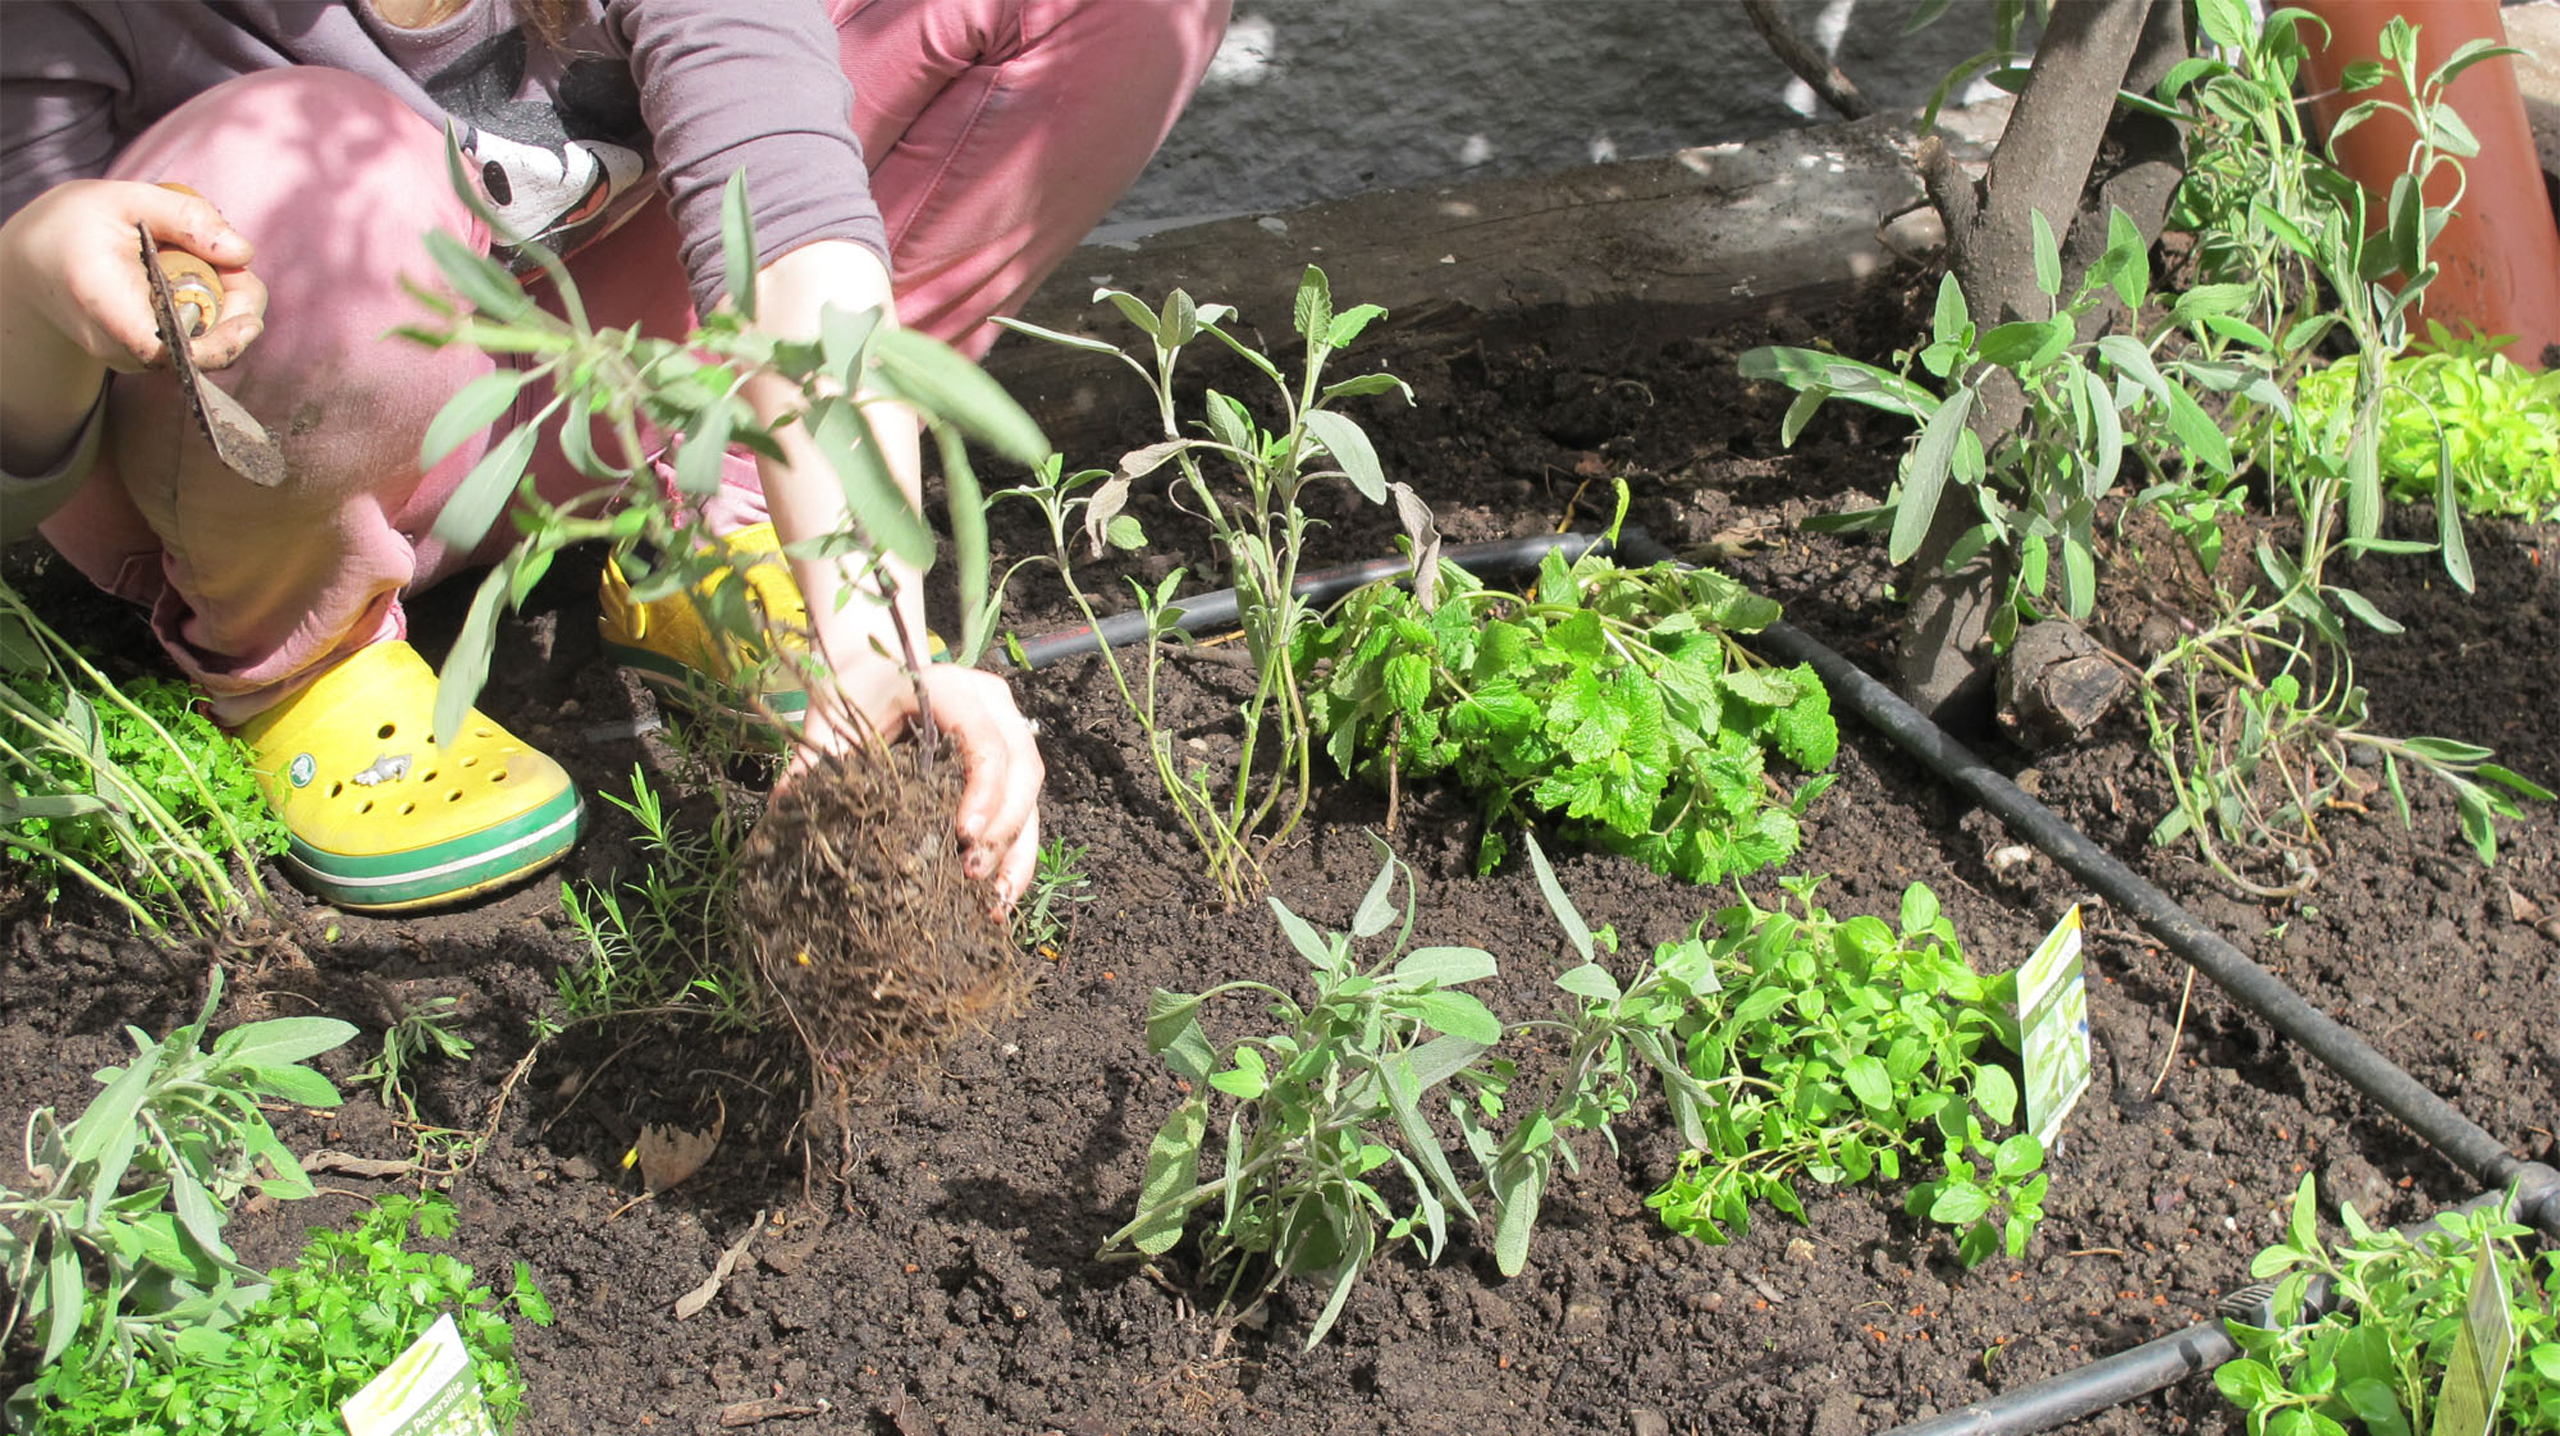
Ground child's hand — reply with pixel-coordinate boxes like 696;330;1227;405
794;657;1047;907
0;178;266;374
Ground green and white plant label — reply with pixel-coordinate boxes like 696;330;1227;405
2432;1235;2515;1436
2015;905;2091;1150
341;1313;498;1436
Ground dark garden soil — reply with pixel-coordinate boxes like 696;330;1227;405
4;268;2555;1436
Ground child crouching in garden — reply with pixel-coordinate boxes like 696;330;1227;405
0;0;1229;910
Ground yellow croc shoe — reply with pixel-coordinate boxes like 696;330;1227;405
598;522;813;724
233;641;582;913
596;522;945;724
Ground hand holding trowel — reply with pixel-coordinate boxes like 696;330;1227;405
135;183;284;488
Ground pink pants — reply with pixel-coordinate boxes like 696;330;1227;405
42;0;1228;722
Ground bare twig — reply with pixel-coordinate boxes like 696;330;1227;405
2150;965;2197;1097
1740;0;1874;120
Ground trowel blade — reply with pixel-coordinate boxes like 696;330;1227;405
137;226;287;489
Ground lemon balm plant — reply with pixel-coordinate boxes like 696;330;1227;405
1295;501;1838;884
997;267;1420;901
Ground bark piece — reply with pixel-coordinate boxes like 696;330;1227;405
1998;620;2128;748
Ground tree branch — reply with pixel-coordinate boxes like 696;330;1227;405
1740;0;1874;121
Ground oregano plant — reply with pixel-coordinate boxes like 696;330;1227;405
1295;498;1837;883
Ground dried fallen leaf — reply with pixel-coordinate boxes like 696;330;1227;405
880;1392;934;1436
635;1123;718;1193
2502;883;2545;923
636;1097;725;1194
719;1397;825;1428
674;1207;766;1321
303;1151;416;1179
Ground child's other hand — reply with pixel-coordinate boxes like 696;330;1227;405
793;658;1046;907
0;178;266;373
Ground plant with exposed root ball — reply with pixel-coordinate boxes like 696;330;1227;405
733;740;1021;1146
405;162;1047;1141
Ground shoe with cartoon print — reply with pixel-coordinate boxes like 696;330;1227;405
234;641;582;912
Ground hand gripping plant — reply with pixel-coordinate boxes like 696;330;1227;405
400;162;1047;738
998;267;1424;902
402;159;1050;1130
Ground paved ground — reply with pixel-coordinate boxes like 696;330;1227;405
2508;0;2560;178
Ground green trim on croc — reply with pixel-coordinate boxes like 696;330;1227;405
233;641;583;912
286;788;583;912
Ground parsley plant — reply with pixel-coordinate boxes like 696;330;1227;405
15;1193;554;1435
1644;878;2047;1268
2289;329;2560;524
1;585;285;931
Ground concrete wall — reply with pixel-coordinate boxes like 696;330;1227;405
1106;0;2005;229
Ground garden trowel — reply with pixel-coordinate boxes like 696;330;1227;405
136;217;285;489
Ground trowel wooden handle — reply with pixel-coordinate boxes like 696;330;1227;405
150;182;223;338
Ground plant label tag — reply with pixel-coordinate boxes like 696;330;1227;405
2431;1236;2514;1436
2015;905;2091;1150
341;1312;498;1436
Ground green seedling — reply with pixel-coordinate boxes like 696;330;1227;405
14;1193;554;1434
997;266;1422;901
1013;837;1092;957
1644;878;2046;1268
1112;833;1718;1347
2217;1174;2560;1435
1297;497;1836;883
355;991;475;1118
1;584;285;933
555;765;758;1030
0;970;354;1376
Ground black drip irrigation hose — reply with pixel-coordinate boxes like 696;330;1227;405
1004;532;1612;671
1007;529;2560;1429
1875;1176;2559;1436
1743;615;2558;1232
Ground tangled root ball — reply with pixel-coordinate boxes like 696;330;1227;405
734;744;1021;1091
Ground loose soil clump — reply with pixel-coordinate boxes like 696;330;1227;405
734;741;1020;1112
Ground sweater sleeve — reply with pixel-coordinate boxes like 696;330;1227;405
0;3;135;222
605;0;888;316
0;388;104;545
